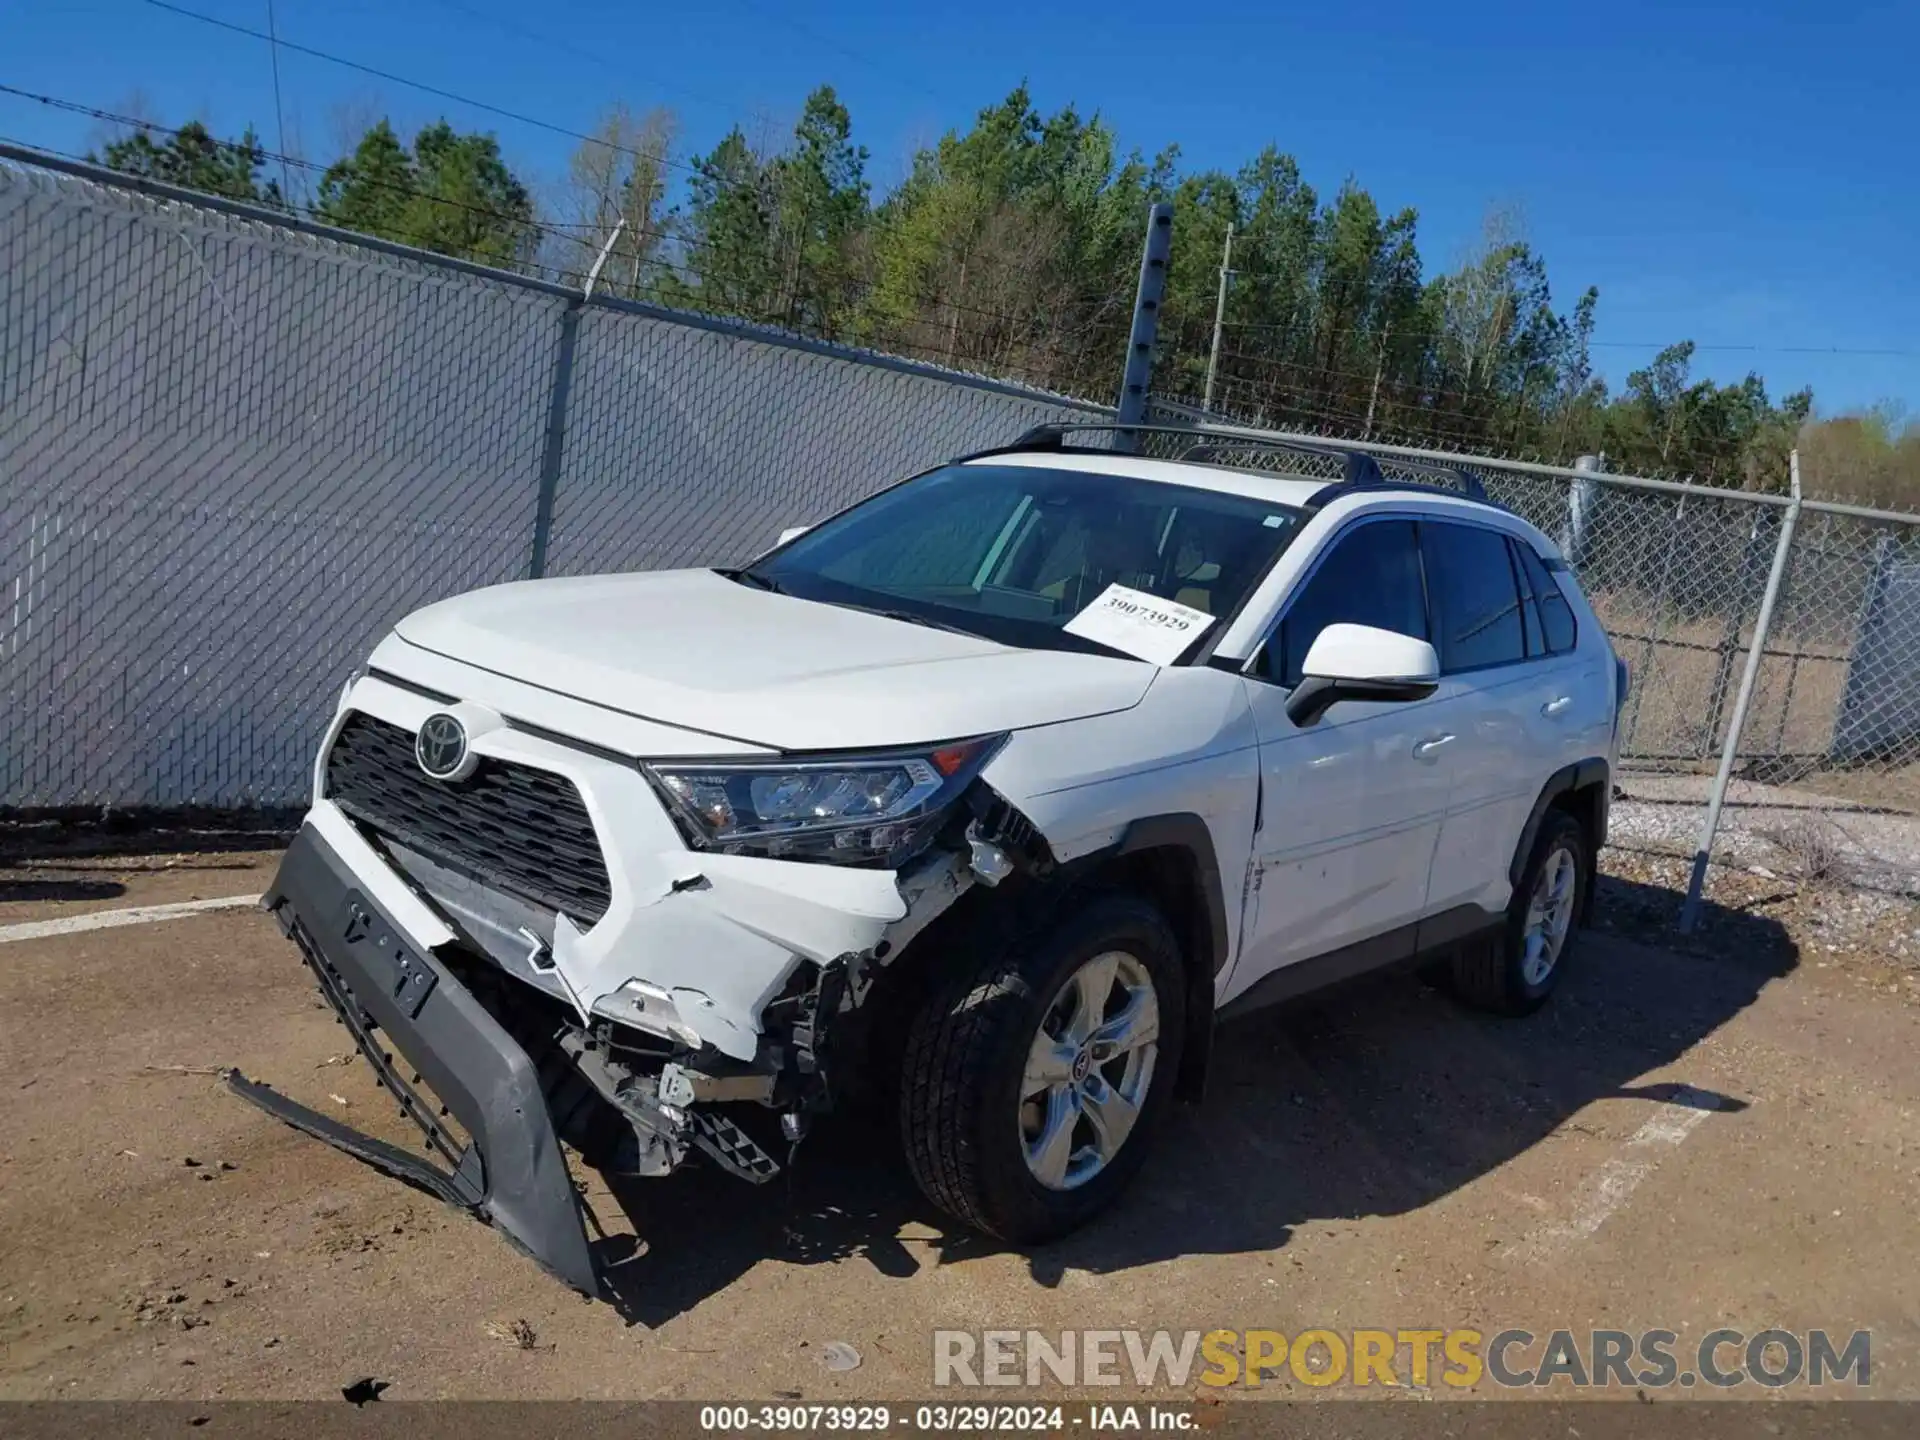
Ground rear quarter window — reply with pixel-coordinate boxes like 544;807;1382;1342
1514;541;1579;655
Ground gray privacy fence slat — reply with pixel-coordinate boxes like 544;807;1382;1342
0;154;1105;809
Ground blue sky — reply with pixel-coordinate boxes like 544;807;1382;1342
3;0;1914;414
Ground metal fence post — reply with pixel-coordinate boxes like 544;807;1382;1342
1202;222;1233;414
1115;202;1173;448
1701;508;1771;761
1562;453;1602;567
1679;450;1804;931
528;299;584;579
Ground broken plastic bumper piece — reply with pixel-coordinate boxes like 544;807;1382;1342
229;825;599;1295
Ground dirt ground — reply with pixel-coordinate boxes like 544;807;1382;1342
2;833;1918;1403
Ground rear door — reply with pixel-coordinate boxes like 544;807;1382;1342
1421;520;1578;915
1232;518;1456;992
1513;539;1614;772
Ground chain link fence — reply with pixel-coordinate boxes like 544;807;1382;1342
6;145;1920;900
0;151;1104;808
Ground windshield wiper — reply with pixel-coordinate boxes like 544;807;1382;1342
720;567;787;595
833;603;984;638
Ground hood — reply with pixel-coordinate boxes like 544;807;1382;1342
391;569;1156;751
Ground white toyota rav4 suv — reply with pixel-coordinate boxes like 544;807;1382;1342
236;423;1624;1295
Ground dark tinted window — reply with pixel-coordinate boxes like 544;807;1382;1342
1510;538;1546;656
1421;522;1527;672
1514;542;1578;654
1260;520;1426;687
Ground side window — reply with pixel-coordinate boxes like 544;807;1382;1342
1421;521;1527;672
1515;542;1578;654
1509;538;1546;656
1259;520;1426;688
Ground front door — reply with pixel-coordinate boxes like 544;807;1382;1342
1229;518;1455;1000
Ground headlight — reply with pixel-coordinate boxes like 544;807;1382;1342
643;736;1004;866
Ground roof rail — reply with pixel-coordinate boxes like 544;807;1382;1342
995;422;1488;507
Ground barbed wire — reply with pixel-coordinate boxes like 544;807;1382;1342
1195;371;1544;457
1190;273;1912;360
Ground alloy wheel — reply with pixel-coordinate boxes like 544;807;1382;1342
1019;950;1160;1191
1521;845;1578;986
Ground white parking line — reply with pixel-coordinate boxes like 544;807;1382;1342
0;893;264;943
1503;1084;1723;1264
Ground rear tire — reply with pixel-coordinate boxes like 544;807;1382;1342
898;892;1185;1243
1449;810;1587;1016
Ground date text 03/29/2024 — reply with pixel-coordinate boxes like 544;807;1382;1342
697;1405;1194;1432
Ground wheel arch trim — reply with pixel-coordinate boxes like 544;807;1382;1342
1511;758;1610;919
1070;811;1229;1102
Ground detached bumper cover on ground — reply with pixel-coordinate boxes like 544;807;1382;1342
228;825;599;1295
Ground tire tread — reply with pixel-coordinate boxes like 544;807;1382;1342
1449;809;1587;1016
898;890;1179;1241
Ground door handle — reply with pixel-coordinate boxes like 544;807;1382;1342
1413;733;1456;760
1541;695;1574;718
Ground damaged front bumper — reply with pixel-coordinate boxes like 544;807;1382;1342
232;825;601;1294
233;673;1043;1290
234;813;990;1293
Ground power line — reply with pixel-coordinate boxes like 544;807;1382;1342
413;0;740;117
95;11;1920;375
141;0;1122;346
1588;341;1918;358
1210;304;1916;361
0;87;602;259
1207;337;1543;412
263;0;291;203
1201;370;1530;452
718;0;900;84
142;0;711;182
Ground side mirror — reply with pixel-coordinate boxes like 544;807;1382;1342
1285;623;1439;726
776;525;811;546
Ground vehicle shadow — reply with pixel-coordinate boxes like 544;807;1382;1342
0;808;300;864
593;870;1795;1326
0;877;128;903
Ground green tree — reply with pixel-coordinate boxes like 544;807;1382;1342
670;87;872;335
770;86;869;336
670;127;781;319
317;120;537;269
96;121;285;207
315;120;411;238
862;86;1150;384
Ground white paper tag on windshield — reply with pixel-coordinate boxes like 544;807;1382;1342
1062;584;1215;665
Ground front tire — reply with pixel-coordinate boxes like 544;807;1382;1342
1449;810;1588;1015
898;892;1186;1243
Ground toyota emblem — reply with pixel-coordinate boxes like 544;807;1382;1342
414;712;471;781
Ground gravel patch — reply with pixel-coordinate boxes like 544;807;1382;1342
1600;839;1920;984
1612;771;1920;898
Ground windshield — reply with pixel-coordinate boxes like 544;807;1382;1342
734;463;1304;660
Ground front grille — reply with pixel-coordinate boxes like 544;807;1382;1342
325;713;612;924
